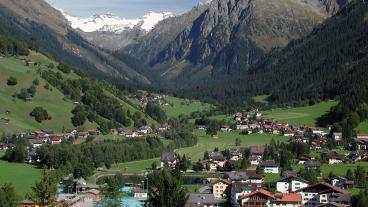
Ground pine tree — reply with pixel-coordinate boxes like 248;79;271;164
0;183;18;207
29;169;57;206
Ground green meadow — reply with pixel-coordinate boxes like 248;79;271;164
162;96;213;118
0;159;41;198
176;130;287;161
262;100;337;127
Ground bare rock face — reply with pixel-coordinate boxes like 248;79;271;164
121;0;347;82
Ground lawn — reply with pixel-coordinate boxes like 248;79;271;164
355;121;368;133
0;160;41;198
112;158;160;173
176;130;288;161
262;100;338;127
264;173;281;183
162;96;213;118
293;162;368;177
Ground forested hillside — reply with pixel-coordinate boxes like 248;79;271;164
0;37;159;134
182;0;368;134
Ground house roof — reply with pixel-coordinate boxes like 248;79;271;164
274;193;302;203
260;160;279;168
316;202;345;207
277;175;309;184
231;182;262;193
187;193;221;205
304;161;321;168
210;178;231;186
250;146;265;155
295;183;348;194
238;189;275;201
161;152;176;163
226;171;248;181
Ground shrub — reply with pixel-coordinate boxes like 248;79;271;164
30;107;50;123
6;77;17;86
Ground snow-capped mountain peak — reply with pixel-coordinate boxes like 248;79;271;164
62;11;174;34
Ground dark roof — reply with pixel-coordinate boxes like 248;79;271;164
161;152;176;163
186;193;221;205
260;160;279;168
209;152;225;161
231;182;262;193
304;161;321;168
225;171;249;181
295;183;348;194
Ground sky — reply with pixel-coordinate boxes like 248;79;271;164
46;0;205;18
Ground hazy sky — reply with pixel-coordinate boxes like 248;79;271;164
46;0;204;18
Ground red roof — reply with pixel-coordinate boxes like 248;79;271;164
274;193;302;203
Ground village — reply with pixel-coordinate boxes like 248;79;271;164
1;108;368;207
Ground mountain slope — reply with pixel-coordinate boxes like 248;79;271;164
181;0;368;114
123;0;346;83
0;0;152;85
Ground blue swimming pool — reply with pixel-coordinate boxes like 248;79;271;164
121;197;144;207
121;186;132;193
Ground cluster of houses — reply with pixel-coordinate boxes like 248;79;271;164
184;170;353;207
128;93;170;107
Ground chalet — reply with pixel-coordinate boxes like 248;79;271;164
209;152;227;168
210;178;231;198
247;174;264;184
229;148;246;161
110;128;118;135
355;133;368;140
29;139;44;148
137;125;152;134
221;125;232;132
237;124;249;130
51;137;62;145
158;125;169;133
238;189;302;207
249;155;261;165
312;128;327;136
304;161;321;170
353;139;367;150
293;133;308;143
196;125;207;131
298;155;313;164
295;183;351;207
203;160;219;171
260;160;280;174
332;132;343;143
330;177;354;189
311;140;323;149
78;131;89;138
231;182;263;207
283;130;294;137
321;150;344;164
276;176;309;193
66;129;78;136
249;146;265;159
125;131;139;138
83;189;101;203
226;171;249;182
160;152;177;168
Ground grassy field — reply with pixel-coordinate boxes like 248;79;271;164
262;101;338;127
162;96;213;118
0;160;41;197
176;130;288;161
356;121;368;133
293;162;368;177
112;158;160;173
0;56;97;134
